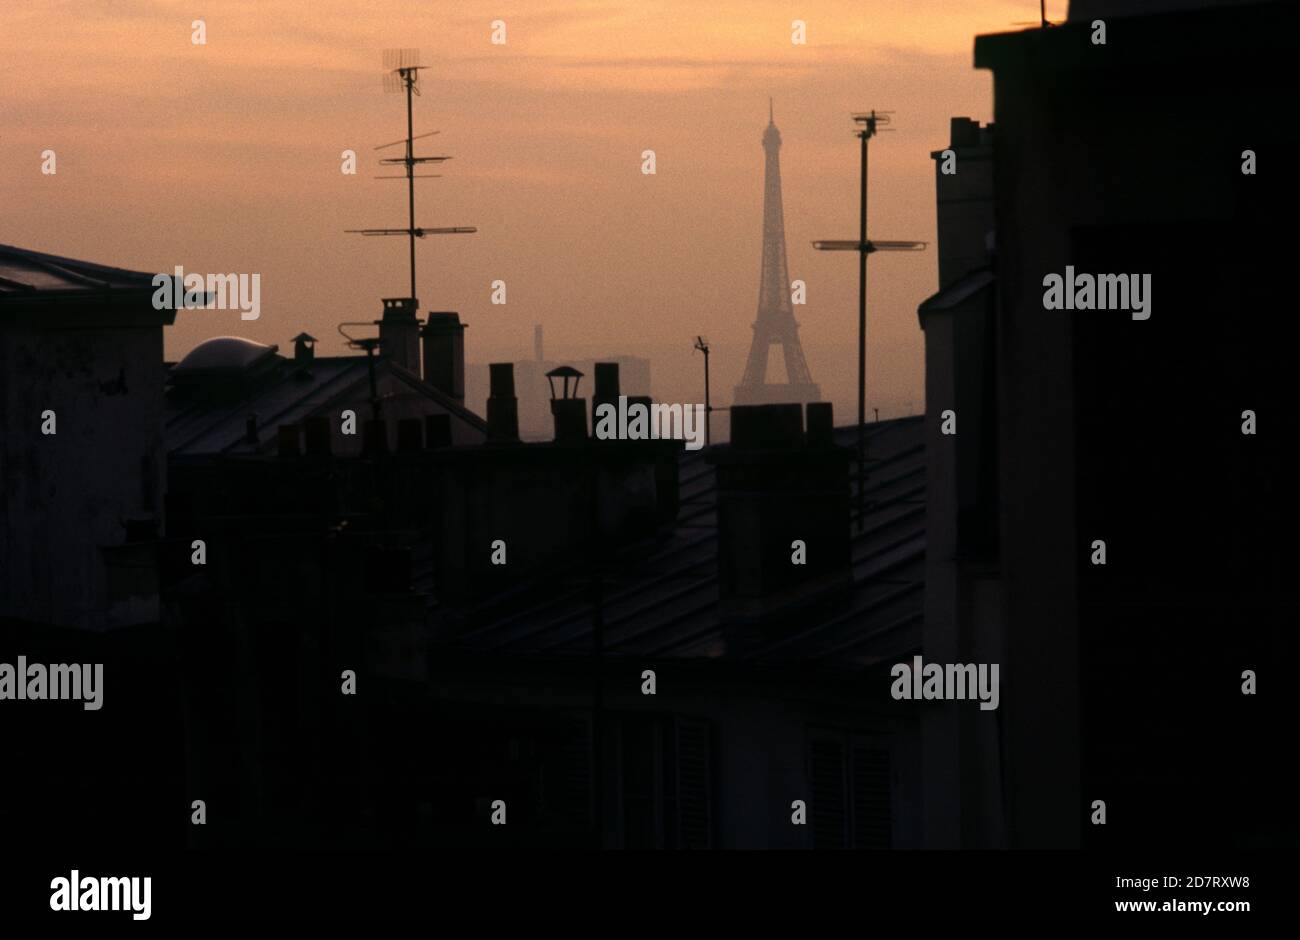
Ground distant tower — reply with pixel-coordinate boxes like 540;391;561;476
734;101;820;406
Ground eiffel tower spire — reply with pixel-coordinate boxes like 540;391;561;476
734;102;820;406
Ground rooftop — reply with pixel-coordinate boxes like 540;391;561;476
0;243;158;296
425;416;925;671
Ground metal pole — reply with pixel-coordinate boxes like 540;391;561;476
857;127;868;531
590;462;604;848
406;71;417;301
703;346;711;446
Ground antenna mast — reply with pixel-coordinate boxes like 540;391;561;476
347;49;477;304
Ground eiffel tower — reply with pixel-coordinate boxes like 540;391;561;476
733;101;821;406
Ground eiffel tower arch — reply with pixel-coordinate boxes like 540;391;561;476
733;102;821;407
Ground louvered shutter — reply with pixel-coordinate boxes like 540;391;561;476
675;716;713;849
850;742;892;848
809;731;848;848
553;712;592;826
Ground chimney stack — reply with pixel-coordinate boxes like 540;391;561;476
707;403;851;625
378;297;421;374
421;311;466;403
592;362;619;432
551;398;588;444
487;363;520;442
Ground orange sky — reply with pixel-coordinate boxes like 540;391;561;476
2;0;1067;422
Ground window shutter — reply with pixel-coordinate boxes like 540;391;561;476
809;732;848;848
850;742;892;849
553;712;592;826
674;716;713;849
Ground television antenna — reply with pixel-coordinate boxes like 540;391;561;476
813;110;926;531
339;322;385;419
346;49;476;303
1012;1;1058;27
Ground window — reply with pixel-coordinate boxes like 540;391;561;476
808;728;892;849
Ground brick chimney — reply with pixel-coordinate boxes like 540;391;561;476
487;363;520;442
421;311;465;403
378;297;420;374
707;403;852;626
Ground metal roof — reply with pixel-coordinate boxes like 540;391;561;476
429;416;926;670
0;243;157;296
165;352;488;457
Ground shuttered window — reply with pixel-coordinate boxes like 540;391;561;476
808;728;892;849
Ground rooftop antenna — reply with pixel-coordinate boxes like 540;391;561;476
693;335;712;446
1013;0;1056;27
813;110;926;531
346;49;476;304
338;322;384;420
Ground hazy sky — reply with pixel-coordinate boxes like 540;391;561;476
2;0;1066;422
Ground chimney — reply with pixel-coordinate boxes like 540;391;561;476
421;311;465;403
534;324;544;362
378;297;421;374
551;398;588;444
707;403;851;627
292;332;317;364
487;363;519;442
931;118;995;290
592;362;619;432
